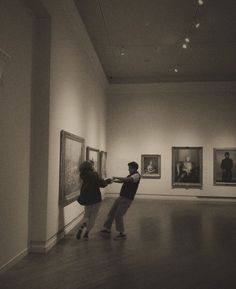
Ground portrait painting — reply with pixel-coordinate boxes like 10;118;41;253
86;147;100;173
59;130;85;205
214;148;236;186
100;151;107;179
172;147;203;188
141;154;161;179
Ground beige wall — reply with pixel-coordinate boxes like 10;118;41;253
40;0;108;245
0;0;108;269
0;0;33;269
107;82;236;198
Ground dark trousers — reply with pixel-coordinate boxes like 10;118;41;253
103;197;132;233
222;170;232;182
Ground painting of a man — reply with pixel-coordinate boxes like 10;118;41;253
221;152;233;182
214;149;236;185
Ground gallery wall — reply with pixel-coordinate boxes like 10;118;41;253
0;0;33;270
106;82;236;198
0;0;108;269
39;0;108;249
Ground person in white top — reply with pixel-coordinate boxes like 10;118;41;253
176;156;194;182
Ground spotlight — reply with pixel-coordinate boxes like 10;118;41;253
198;0;204;5
195;22;200;28
174;68;178;73
182;43;187;49
185;38;190;43
120;46;125;56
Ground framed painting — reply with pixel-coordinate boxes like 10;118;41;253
59;130;85;205
172;147;203;189
86;146;100;173
214;148;236;186
141;154;161;179
100;151;107;179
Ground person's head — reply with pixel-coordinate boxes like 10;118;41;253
90;159;95;168
128;161;139;174
185;156;191;162
79;160;93;174
225;152;230;158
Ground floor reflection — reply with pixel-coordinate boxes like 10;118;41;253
1;198;236;289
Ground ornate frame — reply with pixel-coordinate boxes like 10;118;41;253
59;130;85;205
172;146;203;189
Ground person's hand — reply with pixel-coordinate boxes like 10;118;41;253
106;177;114;184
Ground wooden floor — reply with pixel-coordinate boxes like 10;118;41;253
1;198;236;289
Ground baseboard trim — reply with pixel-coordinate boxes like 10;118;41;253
105;193;236;202
0;248;28;274
29;212;83;253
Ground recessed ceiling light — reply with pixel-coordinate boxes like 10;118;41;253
198;0;204;5
120;46;125;56
174;68;178;73
185;38;190;43
182;43;187;49
195;22;200;28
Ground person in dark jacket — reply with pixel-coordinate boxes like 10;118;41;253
76;161;112;240
221;152;233;182
101;161;141;240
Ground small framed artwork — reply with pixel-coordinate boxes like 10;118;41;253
59;130;85;205
141;154;161;179
100;151;107;179
172;147;203;189
86;146;100;173
214;148;236;186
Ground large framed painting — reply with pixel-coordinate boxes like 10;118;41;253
59;130;85;206
100;151;107;179
172;147;203;188
86;146;100;173
214;148;236;186
141;154;161;179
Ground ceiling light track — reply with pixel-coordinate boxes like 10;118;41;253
173;0;205;73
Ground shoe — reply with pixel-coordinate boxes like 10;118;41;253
100;228;111;234
83;231;89;241
114;233;126;240
76;229;83;240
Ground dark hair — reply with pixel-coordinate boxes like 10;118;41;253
128;161;139;170
79;161;93;173
225;152;230;156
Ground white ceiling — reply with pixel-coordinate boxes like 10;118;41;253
75;0;236;84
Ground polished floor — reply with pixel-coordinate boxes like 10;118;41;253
1;198;236;289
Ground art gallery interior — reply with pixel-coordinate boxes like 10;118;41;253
0;0;236;288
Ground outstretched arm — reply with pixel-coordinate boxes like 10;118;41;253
98;178;112;187
113;176;134;183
